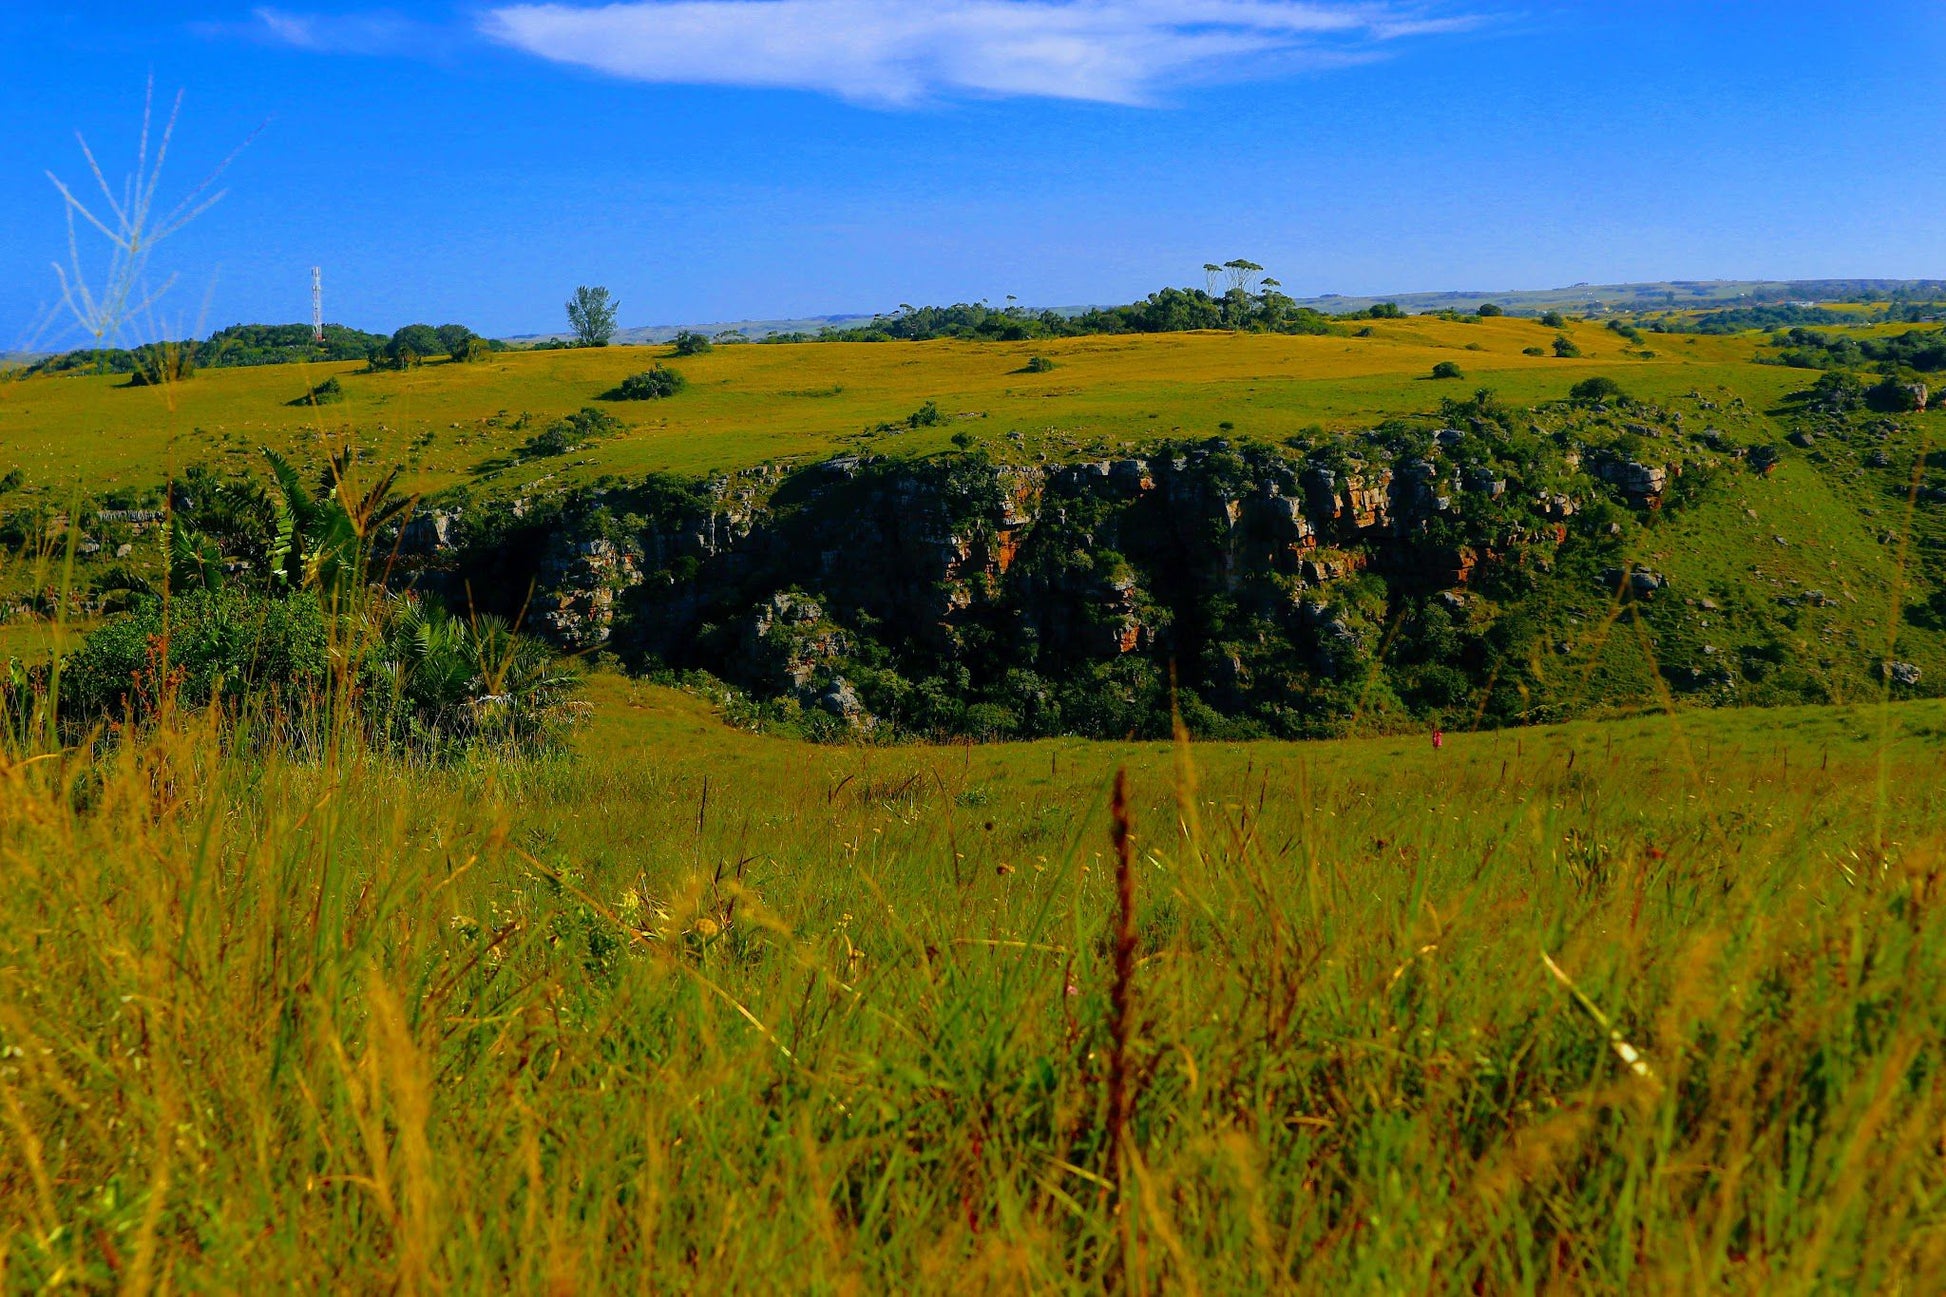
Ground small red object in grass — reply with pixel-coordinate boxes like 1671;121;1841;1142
1432;729;1444;750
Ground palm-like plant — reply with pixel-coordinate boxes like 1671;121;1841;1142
262;446;415;594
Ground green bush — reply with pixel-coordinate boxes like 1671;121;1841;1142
1570;376;1624;403
907;400;943;428
1806;370;1866;412
1024;355;1056;373
1522;346;1547;357
1431;361;1464;380
1553;335;1582;358
127;342;196;387
1477;302;1503;317
611;366;687;400
671;330;713;357
291;376;345;407
1868;375;1927;412
1540;310;1567;329
60;589;330;722
522;406;623;458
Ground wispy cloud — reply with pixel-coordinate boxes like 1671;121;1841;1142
477;1;1484;106
212;7;439;56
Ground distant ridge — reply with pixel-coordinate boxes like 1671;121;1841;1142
496;278;1946;345
1284;278;1946;317
503;313;882;347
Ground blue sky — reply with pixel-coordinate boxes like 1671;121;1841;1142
4;1;1946;345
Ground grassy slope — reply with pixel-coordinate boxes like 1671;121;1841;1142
3;679;1944;1287
0;318;1786;497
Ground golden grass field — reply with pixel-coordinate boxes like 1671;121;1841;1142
0;317;1796;499
3;660;1945;1287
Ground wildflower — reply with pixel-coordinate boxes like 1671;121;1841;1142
692;916;720;939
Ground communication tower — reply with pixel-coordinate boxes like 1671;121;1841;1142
311;267;323;343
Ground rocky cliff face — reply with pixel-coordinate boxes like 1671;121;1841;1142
408;395;1732;737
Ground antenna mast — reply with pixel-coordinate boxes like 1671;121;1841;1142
311;266;323;343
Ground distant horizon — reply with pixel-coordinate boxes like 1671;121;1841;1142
8;274;1943;360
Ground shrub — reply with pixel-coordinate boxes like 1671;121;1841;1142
1570;376;1625;403
1522;346;1547;357
1806;370;1866;413
1868;375;1927;412
951;430;977;449
1477;303;1503;317
1553;335;1582;359
612;366;687;400
671;330;713;357
522;406;622;457
127;342;196;387
291;376;344;407
1024;355;1056;373
1540;310;1567;329
1431;361;1464;380
61;588;330;722
907;400;943;428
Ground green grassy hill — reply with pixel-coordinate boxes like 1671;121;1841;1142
0;317;1785;497
3;311;1943;738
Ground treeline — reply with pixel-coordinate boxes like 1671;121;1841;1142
23;323;389;377
757;285;1417;344
1763;326;1946;373
1648;302;1946;335
22;321;506;379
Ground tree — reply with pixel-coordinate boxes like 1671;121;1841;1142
671;329;712;356
1553;335;1582;359
1223;259;1265;294
1477;302;1503;317
1431;361;1464;380
566;285;619;348
1539;310;1567;329
436;323;481;362
378;324;441;369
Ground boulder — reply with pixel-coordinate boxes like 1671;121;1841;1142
1885;661;1923;687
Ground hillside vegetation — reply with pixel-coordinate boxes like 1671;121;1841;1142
4;309;1945;741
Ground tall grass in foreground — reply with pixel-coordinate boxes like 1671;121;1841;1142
1;693;1944;1290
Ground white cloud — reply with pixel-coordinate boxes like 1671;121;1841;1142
231;7;433;56
477;1;1482;106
